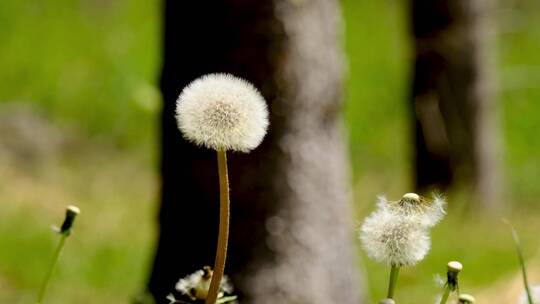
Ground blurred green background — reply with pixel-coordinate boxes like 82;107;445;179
1;0;539;303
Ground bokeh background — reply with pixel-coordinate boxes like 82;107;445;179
1;0;540;303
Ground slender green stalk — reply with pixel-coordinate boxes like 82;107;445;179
37;233;67;304
387;264;400;299
439;284;451;304
36;205;79;304
205;149;230;304
504;219;534;304
438;261;462;304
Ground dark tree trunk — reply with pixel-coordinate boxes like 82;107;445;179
146;1;363;303
409;0;500;208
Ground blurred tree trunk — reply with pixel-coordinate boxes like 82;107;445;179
145;1;363;303
409;0;501;208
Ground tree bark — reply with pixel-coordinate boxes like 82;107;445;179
409;0;500;208
146;0;363;303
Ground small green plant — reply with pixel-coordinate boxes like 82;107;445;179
36;205;80;304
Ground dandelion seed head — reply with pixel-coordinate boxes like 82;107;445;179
175;267;233;301
360;209;430;266
176;73;269;152
359;193;446;266
518;285;540;304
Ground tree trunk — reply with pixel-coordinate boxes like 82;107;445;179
146;0;364;303
409;0;500;208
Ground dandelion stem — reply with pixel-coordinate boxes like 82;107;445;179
206;149;230;304
37;233;67;304
504;219;534;304
387;264;400;299
439;284;451;304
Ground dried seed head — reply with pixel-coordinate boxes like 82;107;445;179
360;204;430;266
202;266;212;279
402;192;420;203
67;205;80;215
445;260;462;291
447;261;463;273
175;267;233;301
60;205;80;234
176;73;269;152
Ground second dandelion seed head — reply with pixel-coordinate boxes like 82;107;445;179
360;193;446;266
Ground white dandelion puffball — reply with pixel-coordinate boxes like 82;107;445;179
176;73;269;152
360;193;446;266
518;285;540;304
175;267;233;301
360;209;430;266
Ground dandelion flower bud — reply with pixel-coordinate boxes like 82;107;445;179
446;260;462;291
176;73;269;152
360;193;445;266
379;298;396;304
60;205;80;234
458;294;476;303
447;261;463;273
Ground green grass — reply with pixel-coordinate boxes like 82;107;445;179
343;0;540;301
343;0;409;182
499;0;540;201
0;0;161;155
1;0;540;303
0;145;157;303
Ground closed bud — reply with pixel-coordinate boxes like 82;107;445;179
447;261;463;273
60;205;80;235
446;261;462;291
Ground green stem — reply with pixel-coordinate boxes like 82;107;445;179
520;253;535;304
205;149;230;304
37;233;67;304
439;284;451;304
387;264;400;299
505;220;534;304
